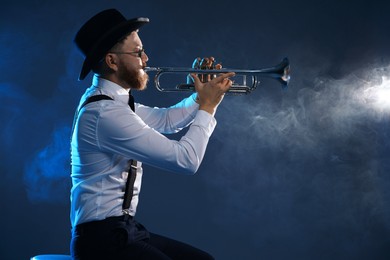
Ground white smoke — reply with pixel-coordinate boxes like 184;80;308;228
202;63;390;239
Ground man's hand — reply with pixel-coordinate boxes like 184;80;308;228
191;72;235;115
187;57;223;84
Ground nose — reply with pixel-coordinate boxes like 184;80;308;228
142;51;149;63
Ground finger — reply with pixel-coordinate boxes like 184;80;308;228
226;79;233;87
221;78;233;89
186;74;194;84
192;57;201;69
208;57;215;69
213;72;235;83
200;58;208;69
190;73;201;85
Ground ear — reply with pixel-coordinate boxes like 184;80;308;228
105;53;119;72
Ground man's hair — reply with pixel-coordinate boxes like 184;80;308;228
91;34;130;75
91;60;106;75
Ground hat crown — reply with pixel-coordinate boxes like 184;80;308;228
74;9;149;80
75;9;126;58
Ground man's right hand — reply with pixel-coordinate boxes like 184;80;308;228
191;72;235;115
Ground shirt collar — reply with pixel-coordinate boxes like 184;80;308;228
90;75;130;105
92;75;130;95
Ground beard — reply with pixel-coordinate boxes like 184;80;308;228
118;65;149;90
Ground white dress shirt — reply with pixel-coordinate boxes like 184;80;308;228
70;75;217;227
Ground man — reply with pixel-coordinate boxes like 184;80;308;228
71;9;234;259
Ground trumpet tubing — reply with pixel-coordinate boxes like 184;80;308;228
144;58;290;94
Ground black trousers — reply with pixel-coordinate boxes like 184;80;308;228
71;216;214;260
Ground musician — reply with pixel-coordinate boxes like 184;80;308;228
70;9;234;259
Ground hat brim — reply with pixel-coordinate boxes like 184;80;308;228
79;17;149;81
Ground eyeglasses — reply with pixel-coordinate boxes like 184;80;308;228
110;48;146;58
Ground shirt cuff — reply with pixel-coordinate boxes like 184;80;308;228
192;110;217;136
181;93;200;117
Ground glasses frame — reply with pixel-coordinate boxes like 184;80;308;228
109;47;145;58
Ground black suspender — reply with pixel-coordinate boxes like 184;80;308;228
72;94;136;216
79;94;114;109
122;160;137;215
123;92;137;216
71;95;114;141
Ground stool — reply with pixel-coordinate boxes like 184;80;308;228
30;255;72;260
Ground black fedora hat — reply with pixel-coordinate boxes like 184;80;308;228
74;9;149;80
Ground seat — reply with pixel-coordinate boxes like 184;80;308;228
30;255;72;260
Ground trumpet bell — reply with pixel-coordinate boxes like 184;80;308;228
144;58;290;94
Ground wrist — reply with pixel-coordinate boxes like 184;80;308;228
199;104;216;116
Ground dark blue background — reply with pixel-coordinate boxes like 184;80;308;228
1;0;390;259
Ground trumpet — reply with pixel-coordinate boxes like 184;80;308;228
144;58;290;94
